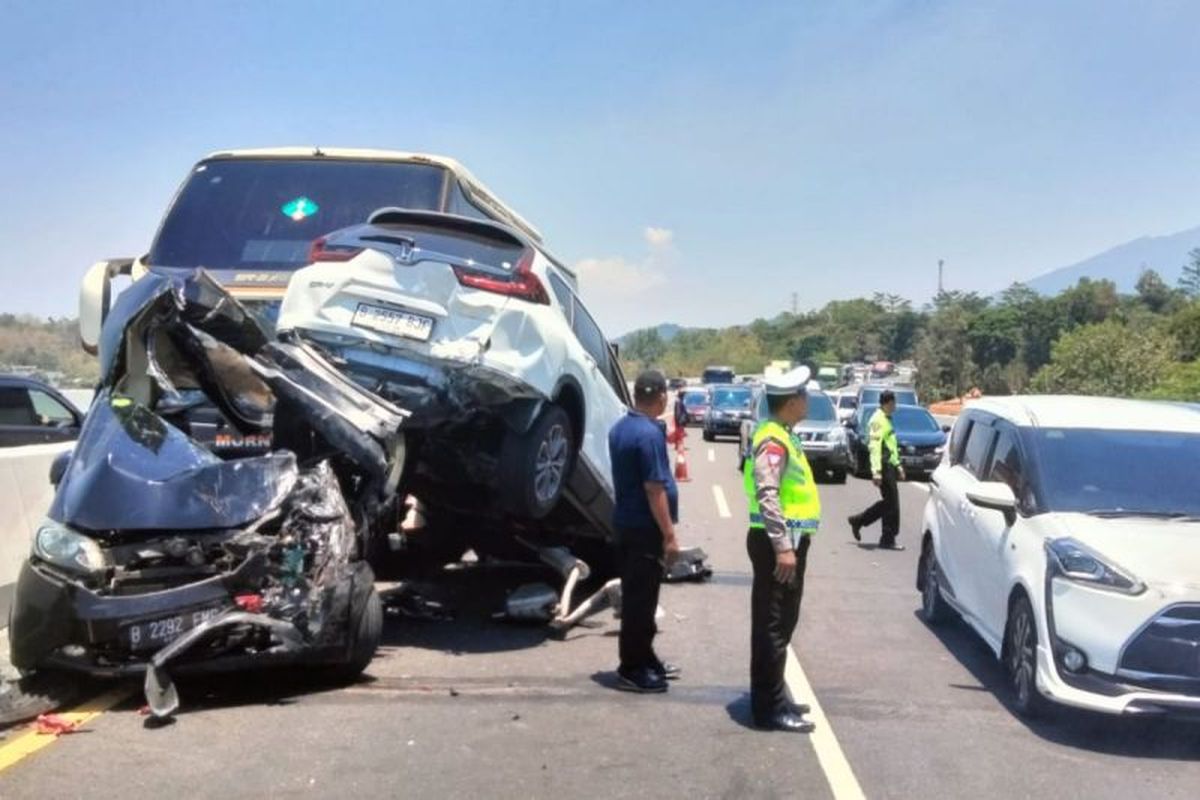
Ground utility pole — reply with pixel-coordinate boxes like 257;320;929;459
937;259;945;295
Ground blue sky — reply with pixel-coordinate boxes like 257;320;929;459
2;1;1199;335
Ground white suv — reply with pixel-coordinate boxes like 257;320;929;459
917;396;1200;717
277;207;630;552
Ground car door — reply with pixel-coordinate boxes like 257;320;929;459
968;423;1028;640
932;414;996;625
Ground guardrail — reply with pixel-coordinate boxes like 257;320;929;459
0;443;73;627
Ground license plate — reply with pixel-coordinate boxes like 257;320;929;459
902;456;925;466
124;606;224;652
351;302;434;342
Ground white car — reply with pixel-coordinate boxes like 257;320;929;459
917;396;1200;717
833;390;858;424
277;207;630;555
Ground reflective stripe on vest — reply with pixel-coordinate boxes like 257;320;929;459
742;419;822;542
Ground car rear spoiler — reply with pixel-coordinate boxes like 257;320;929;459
367;207;532;250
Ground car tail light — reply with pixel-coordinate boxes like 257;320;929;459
452;251;549;305
308;236;363;263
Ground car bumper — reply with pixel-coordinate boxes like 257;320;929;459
899;453;943;473
1036;576;1200;716
8;559;354;676
704;417;748;434
800;443;852;469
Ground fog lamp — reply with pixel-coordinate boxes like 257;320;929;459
1062;648;1087;673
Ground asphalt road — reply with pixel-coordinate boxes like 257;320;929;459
3;436;1200;798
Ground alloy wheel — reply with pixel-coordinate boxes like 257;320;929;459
1007;603;1037;710
533;424;569;503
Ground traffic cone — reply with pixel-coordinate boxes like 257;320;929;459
674;449;691;482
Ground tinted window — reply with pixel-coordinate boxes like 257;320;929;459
891;407;938;432
1026;428;1200;516
702;368;735;384
0;387;36;426
986;428;1026;503
447;181;492;222
838;395;857;409
547;272;574;324
149;158;448;270
571;301;609;368
684;391;709;405
805;393;836;422
712;388;753;409
30;391;76;424
962;421;996;478
949;418;972;465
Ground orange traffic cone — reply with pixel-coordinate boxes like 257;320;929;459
674;449;691;482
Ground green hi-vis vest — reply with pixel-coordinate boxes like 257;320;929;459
868;408;900;473
743;419;822;543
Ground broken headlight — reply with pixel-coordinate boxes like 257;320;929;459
34;520;106;575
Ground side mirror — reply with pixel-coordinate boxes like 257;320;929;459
941;424;952;433
49;450;72;487
79;258;136;355
966;481;1018;526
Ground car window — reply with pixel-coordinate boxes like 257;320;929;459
570;297;625;399
987;427;1022;488
949;417;972;465
838;395;857;409
0;387;37;426
149;158;449;270
961;420;996;478
29;391;76;425
547;271;574;325
446;181;492;223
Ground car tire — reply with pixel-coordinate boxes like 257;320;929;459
328;567;383;682
917;541;951;625
829;468;847;484
501;404;574;520
703;430;715;442
1004;593;1049;718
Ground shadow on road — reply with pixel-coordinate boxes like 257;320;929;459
917;610;1200;759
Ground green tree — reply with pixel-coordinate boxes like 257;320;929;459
916;301;974;402
1178;248;1200;299
1058;277;1119;328
1135;268;1174;313
1142;361;1200;401
1168;302;1200;361
1030;320;1176;397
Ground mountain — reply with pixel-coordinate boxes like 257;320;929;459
617;322;685;344
1024;224;1200;295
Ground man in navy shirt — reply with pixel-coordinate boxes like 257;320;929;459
608;369;681;693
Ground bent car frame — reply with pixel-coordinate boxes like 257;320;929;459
11;270;407;717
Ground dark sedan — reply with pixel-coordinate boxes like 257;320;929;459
703;385;755;441
846;403;948;479
681;389;711;426
0;375;84;447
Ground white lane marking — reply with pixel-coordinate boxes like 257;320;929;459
712;484;732;518
785;647;867;800
707;448;716;463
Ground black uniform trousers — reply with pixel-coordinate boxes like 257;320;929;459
852;464;900;546
617;526;665;673
747;529;812;722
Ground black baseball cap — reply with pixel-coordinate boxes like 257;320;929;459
634;369;668;400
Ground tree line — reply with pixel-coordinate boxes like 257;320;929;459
620;249;1200;403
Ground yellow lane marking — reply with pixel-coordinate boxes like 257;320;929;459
785;647;867;800
0;686;133;774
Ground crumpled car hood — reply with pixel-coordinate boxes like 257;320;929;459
51;394;299;532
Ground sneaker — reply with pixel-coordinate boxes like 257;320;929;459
617;667;668;694
878;542;906;551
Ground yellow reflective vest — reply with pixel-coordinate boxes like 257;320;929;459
868;408;900;474
743;419;822;544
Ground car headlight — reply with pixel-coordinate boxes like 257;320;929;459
34;520;106;574
1045;537;1144;595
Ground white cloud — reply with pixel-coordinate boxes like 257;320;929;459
643;226;674;248
574;256;667;296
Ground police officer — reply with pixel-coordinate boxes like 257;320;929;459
744;367;819;733
848;389;906;550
